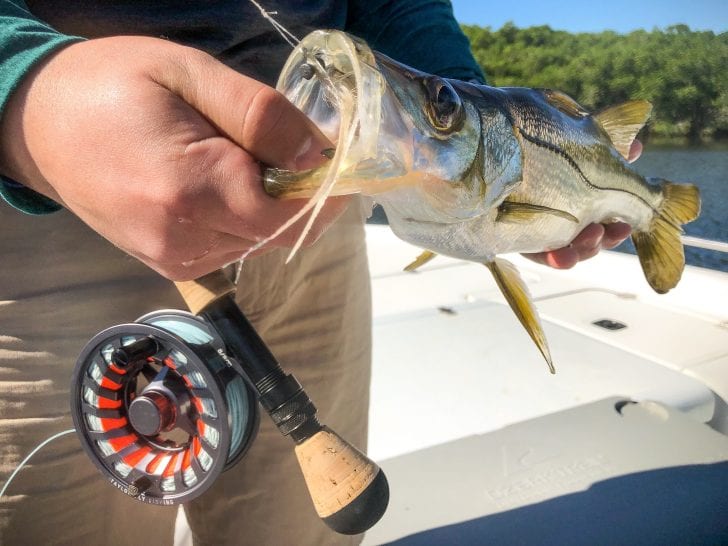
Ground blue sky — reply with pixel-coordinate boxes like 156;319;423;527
451;0;728;33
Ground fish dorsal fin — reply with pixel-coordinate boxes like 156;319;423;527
404;250;437;272
541;89;590;118
485;258;554;373
594;100;652;160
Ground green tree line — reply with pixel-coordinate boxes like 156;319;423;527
462;23;728;144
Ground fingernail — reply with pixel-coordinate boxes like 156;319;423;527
293;137;333;171
292;136;312;170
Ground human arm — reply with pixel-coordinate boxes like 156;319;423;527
0;17;347;280
0;0;83;212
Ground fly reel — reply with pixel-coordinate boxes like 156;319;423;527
70;310;259;505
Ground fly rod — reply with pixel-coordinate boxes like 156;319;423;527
174;270;389;534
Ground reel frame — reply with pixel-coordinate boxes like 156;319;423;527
70;312;259;505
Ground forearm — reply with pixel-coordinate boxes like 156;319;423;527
346;0;485;82
0;0;83;213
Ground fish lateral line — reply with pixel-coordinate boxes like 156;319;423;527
515;127;661;218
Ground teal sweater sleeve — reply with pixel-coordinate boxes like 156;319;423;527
0;0;482;215
0;0;83;214
346;0;485;83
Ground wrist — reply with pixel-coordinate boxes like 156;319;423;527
0;41;80;207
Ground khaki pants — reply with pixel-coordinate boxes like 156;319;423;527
0;201;371;545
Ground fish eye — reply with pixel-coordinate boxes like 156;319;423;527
424;77;464;134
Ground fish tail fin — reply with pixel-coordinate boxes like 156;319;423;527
632;180;700;293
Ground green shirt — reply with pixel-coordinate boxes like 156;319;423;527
0;0;485;214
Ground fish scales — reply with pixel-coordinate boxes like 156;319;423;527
264;30;701;373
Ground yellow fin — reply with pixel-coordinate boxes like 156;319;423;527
541;89;590;118
632;181;700;293
485;258;554;373
404;250;437;272
497;201;579;223
594;100;652;160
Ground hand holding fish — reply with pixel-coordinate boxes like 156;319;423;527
524;140;641;268
265;30;700;374
0;36;348;280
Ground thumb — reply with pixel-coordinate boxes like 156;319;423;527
159;48;331;171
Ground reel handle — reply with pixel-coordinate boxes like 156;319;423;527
174;271;388;535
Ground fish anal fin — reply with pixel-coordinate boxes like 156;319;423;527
497;200;579;223
594;100;653;160
633;180;700;293
404;250;437;272
485;258;555;373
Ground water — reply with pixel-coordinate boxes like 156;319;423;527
620;147;728;273
368;147;728;273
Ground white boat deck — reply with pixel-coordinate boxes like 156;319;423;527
364;225;728;544
176;225;728;545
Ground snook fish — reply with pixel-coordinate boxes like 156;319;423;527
264;30;701;373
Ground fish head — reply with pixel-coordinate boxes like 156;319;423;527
267;30;521;232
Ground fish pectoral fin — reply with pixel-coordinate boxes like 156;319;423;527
497;201;579;223
485;258;555;373
594;100;652;160
633;180;700;293
404;250;437;272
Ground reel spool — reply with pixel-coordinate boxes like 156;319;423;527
70;310;259;505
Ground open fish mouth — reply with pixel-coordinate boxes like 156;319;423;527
264;30;425;199
259;30;700;375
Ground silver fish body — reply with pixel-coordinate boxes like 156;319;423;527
265;30;700;372
378;83;661;261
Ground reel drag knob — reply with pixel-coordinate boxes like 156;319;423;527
128;391;177;436
71;311;259;505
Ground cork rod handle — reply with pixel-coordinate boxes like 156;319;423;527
172;270;388;534
174;270;236;315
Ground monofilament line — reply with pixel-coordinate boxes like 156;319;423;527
234;1;301;284
247;0;300;48
0;429;76;499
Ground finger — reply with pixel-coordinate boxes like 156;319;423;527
226;193;352;250
628;139;643;163
522;246;579;269
179;135;351;249
601;222;632;249
523;223;604;269
569;223;605;253
122;231;255;275
133;246;259;282
159;49;332;171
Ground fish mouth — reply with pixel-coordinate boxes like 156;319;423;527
265;30;414;198
276;30;383;150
